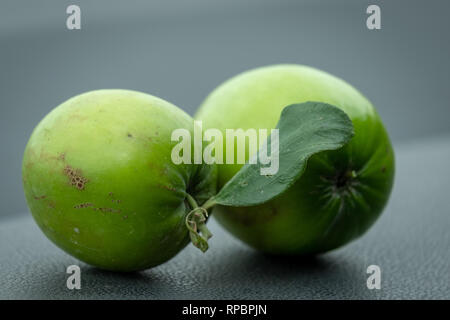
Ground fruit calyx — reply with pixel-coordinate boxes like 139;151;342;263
335;169;357;188
324;168;359;197
185;194;213;252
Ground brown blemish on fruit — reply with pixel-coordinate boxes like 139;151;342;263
127;133;133;138
58;153;66;161
107;192;121;203
381;166;386;173
25;160;35;170
97;207;121;213
157;183;177;192
86;204;121;214
122;215;128;220
33;195;46;200
74;203;94;209
47;201;56;209
64;165;88;190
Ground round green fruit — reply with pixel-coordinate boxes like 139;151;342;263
22;90;216;271
196;64;395;255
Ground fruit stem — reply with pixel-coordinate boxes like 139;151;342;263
201;197;217;211
185;193;213;253
186;193;199;211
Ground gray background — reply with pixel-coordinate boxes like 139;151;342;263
0;0;449;299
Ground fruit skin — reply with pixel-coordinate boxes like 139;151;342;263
22;90;216;271
196;65;395;255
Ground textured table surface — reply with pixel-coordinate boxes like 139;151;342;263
1;135;449;300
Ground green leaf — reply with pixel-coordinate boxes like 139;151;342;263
213;102;354;207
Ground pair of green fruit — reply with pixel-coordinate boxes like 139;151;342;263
22;65;395;271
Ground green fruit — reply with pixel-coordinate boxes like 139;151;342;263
22;90;216;271
196;64;395;255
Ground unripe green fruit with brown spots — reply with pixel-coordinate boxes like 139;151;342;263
22;90;216;271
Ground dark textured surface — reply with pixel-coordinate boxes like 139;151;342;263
1;134;449;299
